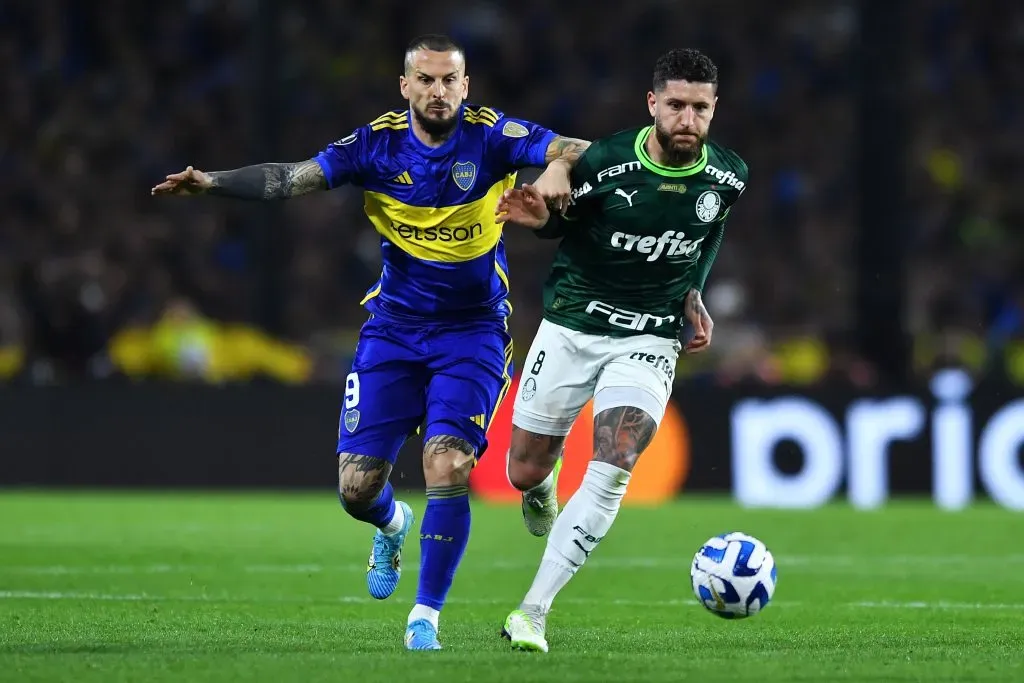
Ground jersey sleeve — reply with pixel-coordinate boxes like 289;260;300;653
485;114;557;169
313;127;371;189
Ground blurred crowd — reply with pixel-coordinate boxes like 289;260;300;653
1;0;1022;387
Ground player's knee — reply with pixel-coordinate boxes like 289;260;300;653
507;459;549;492
507;426;564;491
422;435;476;486
337;452;389;510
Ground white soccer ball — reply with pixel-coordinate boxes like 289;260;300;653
691;532;777;619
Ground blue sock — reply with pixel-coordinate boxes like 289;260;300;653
338;482;396;529
415;486;471;610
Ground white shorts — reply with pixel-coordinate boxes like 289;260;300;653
512;319;681;436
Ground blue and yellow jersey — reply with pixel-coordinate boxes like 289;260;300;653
313;104;556;322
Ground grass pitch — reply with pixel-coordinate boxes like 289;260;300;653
0;491;1020;682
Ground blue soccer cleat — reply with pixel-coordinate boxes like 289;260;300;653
366;501;414;600
405;618;442;650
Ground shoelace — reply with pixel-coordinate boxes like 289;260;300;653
523;492;548;510
372;534;394;562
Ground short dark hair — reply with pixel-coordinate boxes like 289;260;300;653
652;48;718;92
404;34;465;72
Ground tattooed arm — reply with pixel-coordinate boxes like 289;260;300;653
544;136;591;167
683;288;714;354
208;160;328;200
530;136;591;213
150;159;328;200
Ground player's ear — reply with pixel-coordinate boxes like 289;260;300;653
647;91;657;117
399;75;410;101
462;74;469;100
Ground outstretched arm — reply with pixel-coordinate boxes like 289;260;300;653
208;160;328;200
152;160;328;200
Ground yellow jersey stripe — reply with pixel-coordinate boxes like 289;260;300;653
372;121;409;131
465;106;499;122
494;261;510;292
370;111;408;124
362;176;516;263
487;346;514;430
463;113;498;127
495;262;512;314
359;282;383;305
464;110;499;123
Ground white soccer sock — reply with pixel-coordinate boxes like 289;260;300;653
408;603;440;630
526;468;556;496
522;461;630;611
381;502;405;535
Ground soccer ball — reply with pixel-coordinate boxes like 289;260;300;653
691;532;776;619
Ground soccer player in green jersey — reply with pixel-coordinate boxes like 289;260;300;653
495;48;749;652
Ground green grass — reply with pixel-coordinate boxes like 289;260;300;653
0;491;1021;682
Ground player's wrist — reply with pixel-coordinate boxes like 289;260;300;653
546;158;573;173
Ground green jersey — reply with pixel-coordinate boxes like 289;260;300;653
540;126;748;339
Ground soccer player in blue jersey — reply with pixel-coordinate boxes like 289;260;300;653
152;34;589;650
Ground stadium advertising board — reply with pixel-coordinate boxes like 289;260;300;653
1;370;1021;511
725;369;1024;510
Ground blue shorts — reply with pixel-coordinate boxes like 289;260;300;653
337;316;513;463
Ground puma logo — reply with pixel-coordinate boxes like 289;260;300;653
615;188;638;207
572;525;603;560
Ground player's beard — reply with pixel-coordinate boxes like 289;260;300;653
654;119;705;167
412;103;459;141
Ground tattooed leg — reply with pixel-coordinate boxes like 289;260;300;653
337;452;392;514
592;406;658;472
421;435;476;489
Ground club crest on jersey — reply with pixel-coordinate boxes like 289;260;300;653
452;161;477;192
521;377;537;402
344;409;360;433
695;190;722;222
